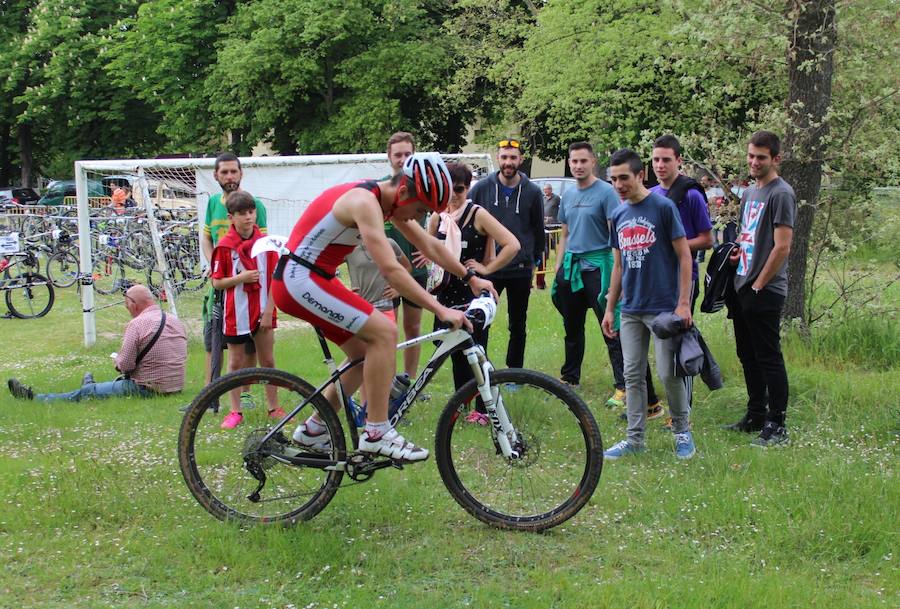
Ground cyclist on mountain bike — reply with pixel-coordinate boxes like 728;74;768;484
271;153;497;462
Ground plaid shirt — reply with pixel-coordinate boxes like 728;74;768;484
115;305;187;393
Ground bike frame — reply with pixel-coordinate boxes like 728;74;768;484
253;318;521;471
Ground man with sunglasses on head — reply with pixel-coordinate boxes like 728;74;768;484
468;139;544;370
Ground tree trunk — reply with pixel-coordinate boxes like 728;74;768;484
229;129;250;156
780;0;836;323
18;122;34;188
0;126;10;185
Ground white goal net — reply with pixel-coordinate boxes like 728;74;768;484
74;153;494;346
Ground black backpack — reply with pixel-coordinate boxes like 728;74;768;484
701;243;738;314
665;175;708;210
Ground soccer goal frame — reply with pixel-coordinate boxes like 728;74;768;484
74;153;494;347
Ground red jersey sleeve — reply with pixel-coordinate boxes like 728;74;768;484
211;246;234;280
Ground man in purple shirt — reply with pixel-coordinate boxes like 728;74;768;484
649;135;713;430
650;135;713;313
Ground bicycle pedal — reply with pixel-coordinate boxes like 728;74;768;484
391;460;405;470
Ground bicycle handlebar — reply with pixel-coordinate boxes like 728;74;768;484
464;291;497;330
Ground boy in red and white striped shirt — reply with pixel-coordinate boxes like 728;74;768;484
211;191;285;429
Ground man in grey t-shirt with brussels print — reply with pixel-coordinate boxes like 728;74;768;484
724;130;796;447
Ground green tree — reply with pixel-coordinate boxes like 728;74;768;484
0;0;36;183
104;0;236;153
203;0;473;154
511;0;897;323
439;0;538;151
677;0;898;324
1;0;165;183
514;0;782;163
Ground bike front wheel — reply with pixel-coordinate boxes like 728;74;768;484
435;368;603;532
5;273;55;318
178;367;346;526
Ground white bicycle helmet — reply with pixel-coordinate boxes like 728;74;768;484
400;152;452;213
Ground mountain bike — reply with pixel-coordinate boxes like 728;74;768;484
178;294;604;532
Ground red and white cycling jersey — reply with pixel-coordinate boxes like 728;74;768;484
273;181;382;344
212;239;277;337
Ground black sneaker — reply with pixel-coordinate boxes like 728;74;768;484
722;413;765;433
560;378;581;391
179;401;220;413
8;378;34;400
82;372;95;386
751;422;789;448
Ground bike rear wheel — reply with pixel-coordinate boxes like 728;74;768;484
46;250;80;288
5;273;55;318
178;367;346;525
435;368;603;531
91;255;125;295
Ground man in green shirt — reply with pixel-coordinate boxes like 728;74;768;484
383;132;428;378
201;152;268;388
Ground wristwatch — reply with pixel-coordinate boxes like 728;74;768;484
463;268;480;283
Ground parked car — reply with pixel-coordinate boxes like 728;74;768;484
37;180;106;207
530;177;577;200
0;186;41;206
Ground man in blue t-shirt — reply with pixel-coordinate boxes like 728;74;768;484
601;149;696;461
554;142;661;416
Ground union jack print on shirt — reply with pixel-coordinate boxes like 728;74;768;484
737;199;767;276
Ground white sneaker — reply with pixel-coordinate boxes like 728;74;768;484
292;423;331;451
358;428;428;462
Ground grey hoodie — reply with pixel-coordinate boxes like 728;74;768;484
468;171;544;279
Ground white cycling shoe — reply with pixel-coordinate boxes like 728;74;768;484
292;423;331;451
358;428;429;462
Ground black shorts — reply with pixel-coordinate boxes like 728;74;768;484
224;333;254;345
397;274;428;309
204;317;256;354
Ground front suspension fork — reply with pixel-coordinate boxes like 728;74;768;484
465;348;520;459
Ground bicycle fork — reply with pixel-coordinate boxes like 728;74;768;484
463;346;521;460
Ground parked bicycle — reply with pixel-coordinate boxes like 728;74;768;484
178;294;604;532
0;239;54;318
145;221;204;296
45;230;81;289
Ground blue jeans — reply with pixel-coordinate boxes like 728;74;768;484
36;378;154;402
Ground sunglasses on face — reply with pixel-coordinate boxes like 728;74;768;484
498;139;521;149
453;184;467;194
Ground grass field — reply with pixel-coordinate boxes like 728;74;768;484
0;273;897;609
